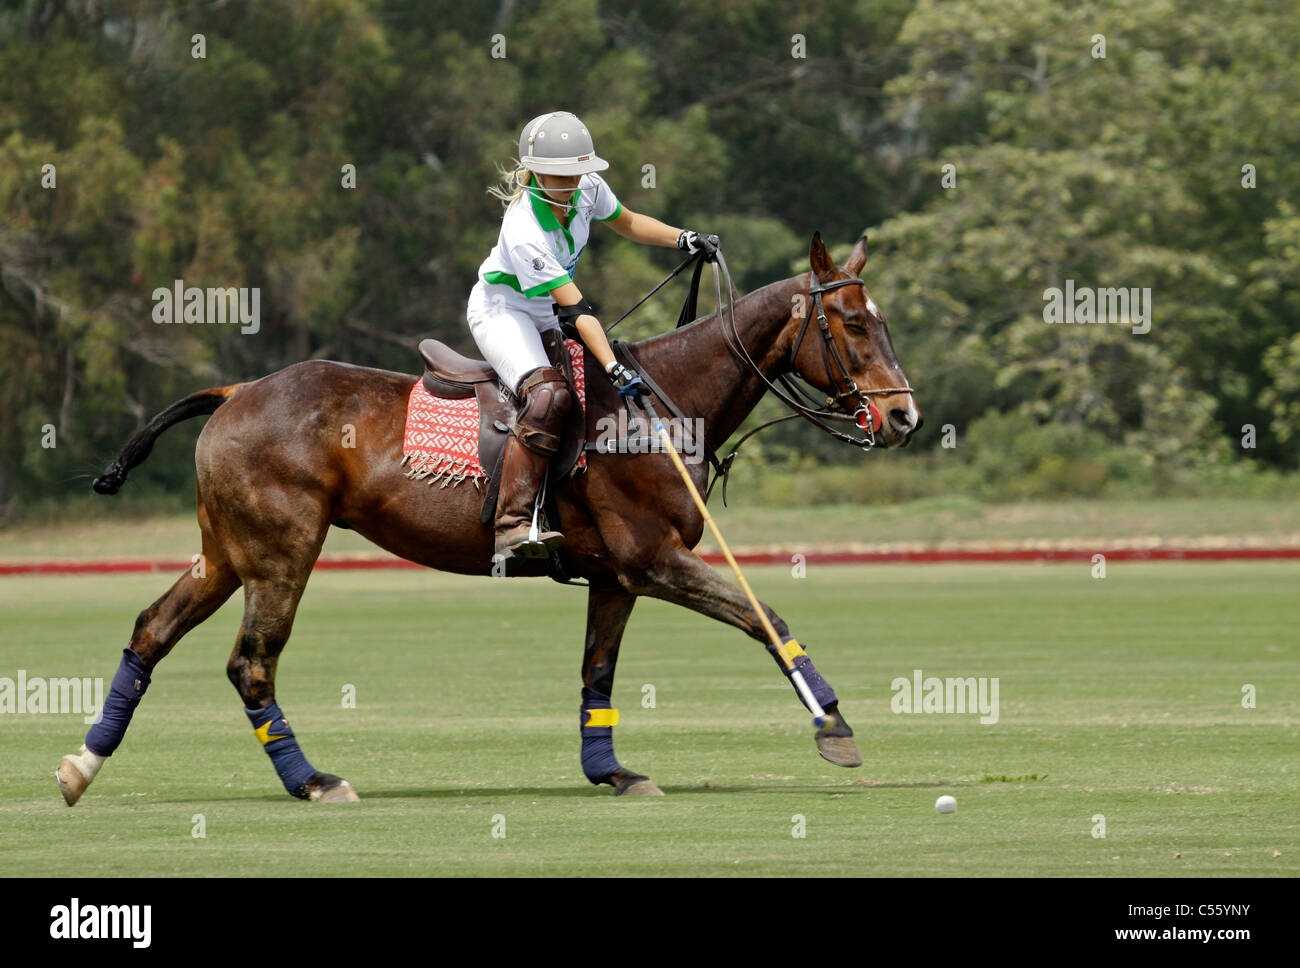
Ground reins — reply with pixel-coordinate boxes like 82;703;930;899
601;246;915;503
602;253;702;336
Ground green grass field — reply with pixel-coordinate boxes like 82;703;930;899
1;561;1295;877
3;496;1299;559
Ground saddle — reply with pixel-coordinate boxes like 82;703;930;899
417;329;587;527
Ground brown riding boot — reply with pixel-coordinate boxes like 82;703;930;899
494;365;573;562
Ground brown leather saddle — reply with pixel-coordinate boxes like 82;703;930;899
417;328;588;526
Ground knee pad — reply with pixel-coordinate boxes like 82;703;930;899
511;366;573;456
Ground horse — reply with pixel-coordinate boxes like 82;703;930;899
55;232;921;804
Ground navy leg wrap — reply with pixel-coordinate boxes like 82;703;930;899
85;648;151;756
245;702;319;798
765;635;838;711
579;687;622;784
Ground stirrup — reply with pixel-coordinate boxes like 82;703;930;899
496;472;564;560
497;529;565;560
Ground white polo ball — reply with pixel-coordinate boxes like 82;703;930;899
935;795;957;814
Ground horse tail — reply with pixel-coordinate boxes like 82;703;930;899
92;383;247;495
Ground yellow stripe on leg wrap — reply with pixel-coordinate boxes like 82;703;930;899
784;639;806;659
584;708;619;728
254;719;289;746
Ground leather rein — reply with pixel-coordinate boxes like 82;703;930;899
603;249;915;503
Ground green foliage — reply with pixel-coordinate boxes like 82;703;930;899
1261;333;1300;445
867;0;1300;475
0;0;1296;518
733;407;1300;505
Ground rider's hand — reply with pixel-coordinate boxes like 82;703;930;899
606;360;650;400
677;230;720;262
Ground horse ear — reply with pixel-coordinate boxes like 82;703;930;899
845;235;869;275
809;231;836;281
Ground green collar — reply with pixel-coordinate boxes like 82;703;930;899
529;175;578;255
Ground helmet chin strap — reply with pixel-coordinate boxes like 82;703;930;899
520;173;599;212
527;186;592;212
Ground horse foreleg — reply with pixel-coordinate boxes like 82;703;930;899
622;539;861;768
227;577;358;803
56;553;241;805
580;580;662;796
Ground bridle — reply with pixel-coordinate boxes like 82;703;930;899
788;272;915;446
713;251;915;452
600;246;917;503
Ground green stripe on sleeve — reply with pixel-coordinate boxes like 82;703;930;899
598;200;623;222
523;275;572;298
482;270;521;291
484;271;570;299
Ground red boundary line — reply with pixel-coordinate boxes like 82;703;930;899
2;547;1298;576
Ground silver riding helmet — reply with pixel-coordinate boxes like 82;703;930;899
517;111;608;212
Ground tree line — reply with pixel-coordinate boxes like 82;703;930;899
1;0;1296;517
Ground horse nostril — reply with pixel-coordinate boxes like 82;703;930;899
889;407;914;432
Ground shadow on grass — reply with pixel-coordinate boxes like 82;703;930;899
365;786;600;800
146;786;597;804
364;779;976;798
144;777;978;804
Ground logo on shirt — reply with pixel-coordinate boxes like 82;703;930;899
532;257;545;271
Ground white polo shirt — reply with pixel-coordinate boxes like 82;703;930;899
474;172;623;327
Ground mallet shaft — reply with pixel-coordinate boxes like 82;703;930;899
644;405;826;723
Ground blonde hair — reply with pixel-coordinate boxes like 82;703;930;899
487;160;531;208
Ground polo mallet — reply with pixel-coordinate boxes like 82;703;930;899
639;397;833;730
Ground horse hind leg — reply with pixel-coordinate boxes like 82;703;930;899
227;570;358;804
56;544;241;805
192;448;356;803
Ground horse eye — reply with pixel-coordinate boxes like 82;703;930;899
845;323;868;335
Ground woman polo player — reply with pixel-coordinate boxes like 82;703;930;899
470;110;718;564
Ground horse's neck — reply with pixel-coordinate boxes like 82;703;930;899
629;275;802;453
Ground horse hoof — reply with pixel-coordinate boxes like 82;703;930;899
55;745;103;806
610;771;664;796
56;756;89;806
816;735;863;767
815;717;862;768
310;777;360;803
621;779;665;796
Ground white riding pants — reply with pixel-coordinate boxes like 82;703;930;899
466;282;559;395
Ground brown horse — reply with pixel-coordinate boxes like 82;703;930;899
56;233;920;804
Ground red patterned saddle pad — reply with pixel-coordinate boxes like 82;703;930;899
402;338;586;486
